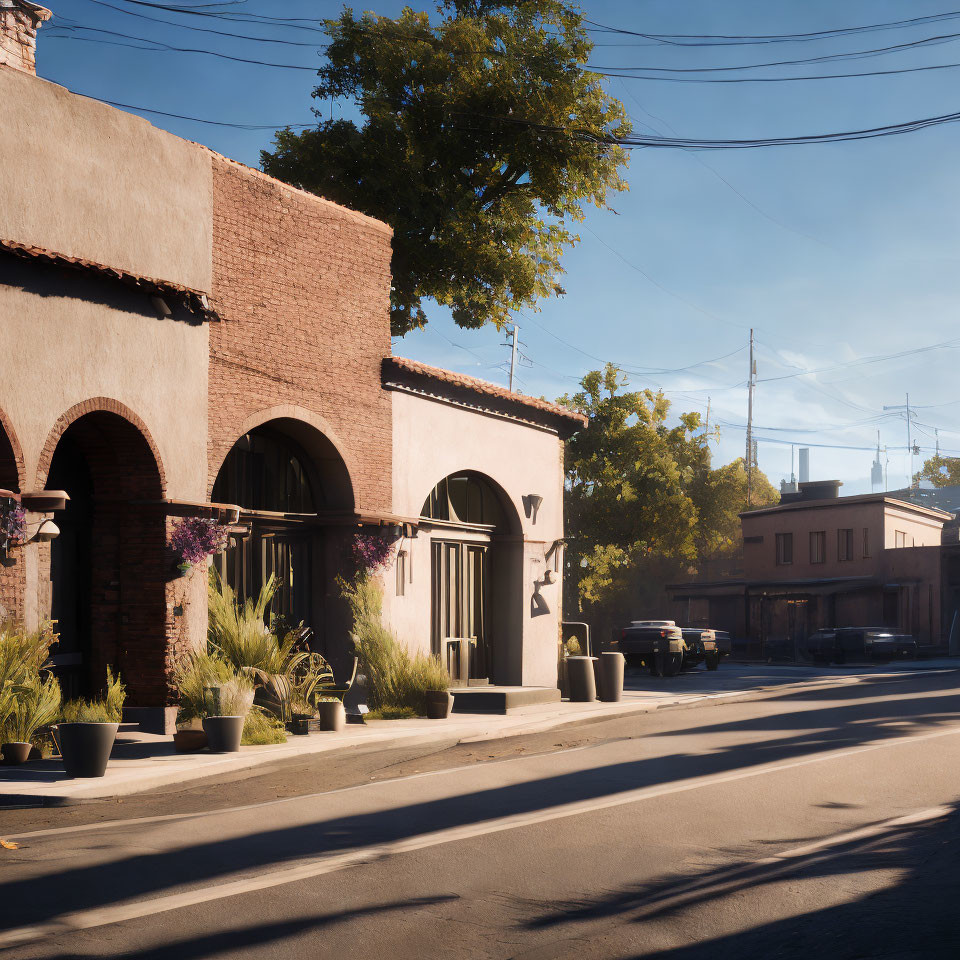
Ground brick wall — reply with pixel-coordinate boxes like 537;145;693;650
0;2;51;76
208;156;394;511
39;407;170;707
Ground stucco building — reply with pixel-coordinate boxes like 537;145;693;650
670;480;954;656
0;5;584;729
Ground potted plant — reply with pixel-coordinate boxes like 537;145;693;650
1;674;61;764
200;678;255;752
0;497;26;566
170;517;229;577
56;668;125;778
423;655;453;719
315;695;346;732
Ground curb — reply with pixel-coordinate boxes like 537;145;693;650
4;669;952;808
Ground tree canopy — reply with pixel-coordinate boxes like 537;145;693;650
261;0;630;335
916;454;960;488
559;365;778;622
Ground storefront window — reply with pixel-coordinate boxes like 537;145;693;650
212;429;316;627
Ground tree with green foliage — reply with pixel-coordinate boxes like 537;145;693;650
261;0;630;335
559;365;778;629
916;454;960;488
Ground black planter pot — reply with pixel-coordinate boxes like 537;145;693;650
202;716;245;752
425;690;453;719
2;741;32;765
599;651;626;702
56;722;119;778
566;656;598;702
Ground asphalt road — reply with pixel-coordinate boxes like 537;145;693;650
3;666;960;960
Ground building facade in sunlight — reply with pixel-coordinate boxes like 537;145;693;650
0;5;584;730
671;480;958;655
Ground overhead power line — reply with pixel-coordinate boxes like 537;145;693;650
583;10;960;46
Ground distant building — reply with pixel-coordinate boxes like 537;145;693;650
669;480;957;656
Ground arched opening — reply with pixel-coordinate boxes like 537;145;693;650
211;420;354;642
45;410;165;703
0;412;22;621
420;471;521;683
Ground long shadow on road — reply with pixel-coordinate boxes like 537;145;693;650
3;685;958;934
522;799;960;959
44;895;459;960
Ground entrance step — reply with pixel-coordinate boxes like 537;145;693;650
450;685;561;715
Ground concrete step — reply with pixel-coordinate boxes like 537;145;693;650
450;685;561;715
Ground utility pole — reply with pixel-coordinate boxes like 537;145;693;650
507;322;519;393
745;329;756;507
705;396;711;440
883;393;917;488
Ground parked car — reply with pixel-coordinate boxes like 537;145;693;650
806;628;917;664
680;629;709;671
614;622;705;676
686;628;730;670
707;629;733;660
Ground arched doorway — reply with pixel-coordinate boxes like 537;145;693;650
211;419;354;645
44;409;166;703
0;411;23;620
420;472;520;683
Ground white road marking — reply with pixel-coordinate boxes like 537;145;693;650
2;721;960;949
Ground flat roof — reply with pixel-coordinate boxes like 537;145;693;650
741;493;953;522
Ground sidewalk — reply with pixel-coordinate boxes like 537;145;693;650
3;662;956;805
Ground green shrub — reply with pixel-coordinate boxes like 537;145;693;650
0;620;57;688
1;674;61;743
0;620;59;740
61;700;113;723
173;651;254;722
241;706;286;745
207;570;333;721
60;668;126;724
366;706;418;721
341;574;449;716
104;667;126;722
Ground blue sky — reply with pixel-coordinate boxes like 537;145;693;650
33;0;960;493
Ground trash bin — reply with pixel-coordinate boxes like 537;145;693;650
566;656;597;702
599;651;625;702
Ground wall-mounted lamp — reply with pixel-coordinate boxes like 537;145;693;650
28;518;60;543
151;296;172;318
523;493;544;524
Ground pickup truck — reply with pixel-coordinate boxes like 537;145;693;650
614;621;690;676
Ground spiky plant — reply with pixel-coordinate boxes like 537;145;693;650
1;674;61;744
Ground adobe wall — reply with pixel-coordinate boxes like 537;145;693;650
207;156;394;511
742;501;886;581
385;390;566;687
0;67;211;291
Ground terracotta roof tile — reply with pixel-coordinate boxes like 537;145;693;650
0;238;216;319
383;356;588;429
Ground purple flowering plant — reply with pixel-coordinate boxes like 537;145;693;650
170;517;230;570
1;498;26;549
352;531;393;572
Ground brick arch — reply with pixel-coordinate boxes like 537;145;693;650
0;405;25;492
209;403;359;510
35;398;166;494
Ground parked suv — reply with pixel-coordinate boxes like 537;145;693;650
806;628;917;664
614;622;707;676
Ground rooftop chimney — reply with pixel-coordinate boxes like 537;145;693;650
0;1;51;76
